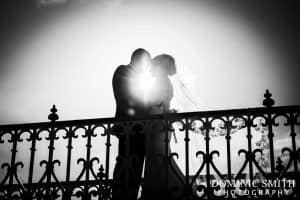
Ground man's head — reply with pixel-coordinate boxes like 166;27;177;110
130;48;151;71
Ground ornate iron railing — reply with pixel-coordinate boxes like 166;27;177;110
0;90;299;200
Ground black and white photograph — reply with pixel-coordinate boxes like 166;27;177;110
0;0;300;199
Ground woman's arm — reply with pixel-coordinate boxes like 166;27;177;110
162;79;174;113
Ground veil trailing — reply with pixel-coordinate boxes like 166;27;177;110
168;68;271;180
170;74;200;112
168;73;207;174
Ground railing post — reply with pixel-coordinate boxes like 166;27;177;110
9;130;18;185
46;104;59;198
184;117;190;193
263;89;275;177
225;116;232;180
65;127;73;183
105;123;112;199
204;117;211;198
164;117;170;199
288;108;299;198
85;126;92;182
64;126;76;200
28;129;37;184
246;114;254;181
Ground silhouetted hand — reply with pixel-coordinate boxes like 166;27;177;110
169;109;178;113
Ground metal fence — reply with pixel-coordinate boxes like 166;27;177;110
0;90;299;200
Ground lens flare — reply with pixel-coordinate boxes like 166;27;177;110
137;67;154;104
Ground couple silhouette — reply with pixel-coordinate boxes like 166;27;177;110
111;48;184;200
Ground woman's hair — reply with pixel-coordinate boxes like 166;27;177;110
151;54;176;76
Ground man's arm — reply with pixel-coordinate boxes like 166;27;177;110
112;66;132;114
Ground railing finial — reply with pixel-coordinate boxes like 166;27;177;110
48;104;59;122
263;89;275;107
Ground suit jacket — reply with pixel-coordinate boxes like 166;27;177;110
112;65;149;121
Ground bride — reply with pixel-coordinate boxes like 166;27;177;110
141;54;185;200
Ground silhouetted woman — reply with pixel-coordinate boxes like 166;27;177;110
142;54;185;200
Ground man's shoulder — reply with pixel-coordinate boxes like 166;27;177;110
114;65;129;75
112;65;130;85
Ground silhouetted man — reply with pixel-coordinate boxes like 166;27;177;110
112;48;151;200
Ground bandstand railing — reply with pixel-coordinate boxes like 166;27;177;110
0;90;299;200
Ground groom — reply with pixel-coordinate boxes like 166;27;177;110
112;48;151;200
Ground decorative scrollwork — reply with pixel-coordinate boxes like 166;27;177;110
252;149;269;178
26;129;42;142
189;116;246;137
38;160;61;184
82;128;97;138
76;157;101;181
0;100;299;199
0;162;24;186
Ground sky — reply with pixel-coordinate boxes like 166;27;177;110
0;0;299;125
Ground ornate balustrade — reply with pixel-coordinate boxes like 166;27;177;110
0;90;299;200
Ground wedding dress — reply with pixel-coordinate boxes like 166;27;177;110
141;76;185;200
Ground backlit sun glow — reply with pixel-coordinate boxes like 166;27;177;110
132;67;155;105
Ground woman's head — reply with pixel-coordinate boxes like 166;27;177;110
151;54;176;77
